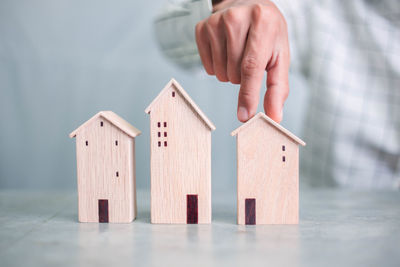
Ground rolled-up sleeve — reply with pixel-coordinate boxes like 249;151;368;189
272;0;311;76
154;0;211;69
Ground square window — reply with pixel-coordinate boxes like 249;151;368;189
282;156;286;162
164;132;167;137
158;132;161;137
172;91;175;97
282;145;285;151
116;171;119;177
100;121;104;127
85;141;88;146
164;141;167;147
164;122;167;127
158;141;161;147
157;122;161;127
115;140;118;146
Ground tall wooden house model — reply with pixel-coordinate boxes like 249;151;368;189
70;111;141;223
145;79;215;224
231;112;305;225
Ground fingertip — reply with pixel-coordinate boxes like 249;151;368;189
265;106;283;123
237;80;263;123
264;83;286;123
237;106;249;122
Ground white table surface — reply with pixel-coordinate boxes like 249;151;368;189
0;189;399;267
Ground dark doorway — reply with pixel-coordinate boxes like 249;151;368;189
98;199;109;223
245;198;256;225
187;194;198;224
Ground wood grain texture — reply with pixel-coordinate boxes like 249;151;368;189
233;113;303;225
147;80;214;224
71;113;139;223
145;79;215;131
70;111;141;139
231;113;305;146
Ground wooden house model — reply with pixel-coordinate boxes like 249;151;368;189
231;112;306;225
69;111;141;223
145;78;216;224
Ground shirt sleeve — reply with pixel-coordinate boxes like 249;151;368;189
153;0;212;69
154;0;311;74
271;0;311;76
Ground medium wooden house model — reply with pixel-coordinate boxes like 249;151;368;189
231;112;306;225
70;111;141;223
145;78;216;224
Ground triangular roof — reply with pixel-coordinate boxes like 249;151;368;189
145;78;216;131
69;111;141;138
231;112;306;146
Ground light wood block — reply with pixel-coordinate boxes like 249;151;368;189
145;78;215;224
70;111;141;223
231;112;305;225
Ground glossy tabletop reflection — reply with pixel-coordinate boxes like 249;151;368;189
0;189;399;267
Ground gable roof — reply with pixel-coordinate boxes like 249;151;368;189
231;112;306;146
145;78;216;131
69;111;141;138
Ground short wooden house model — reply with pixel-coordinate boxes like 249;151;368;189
231;112;306;225
145;79;215;224
70;111;141;223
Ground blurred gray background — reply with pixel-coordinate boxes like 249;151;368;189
0;0;308;192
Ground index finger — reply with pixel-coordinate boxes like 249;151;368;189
237;7;274;122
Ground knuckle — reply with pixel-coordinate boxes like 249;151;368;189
222;10;237;36
251;4;268;23
206;14;220;29
251;3;283;26
241;56;261;77
239;89;255;103
222;8;240;25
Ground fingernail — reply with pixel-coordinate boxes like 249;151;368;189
238;106;249;122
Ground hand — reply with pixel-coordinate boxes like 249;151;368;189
195;0;290;122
